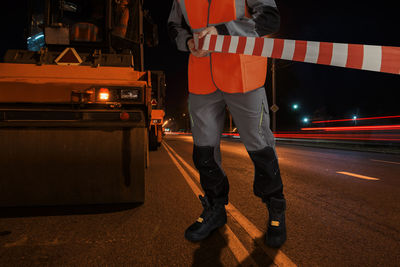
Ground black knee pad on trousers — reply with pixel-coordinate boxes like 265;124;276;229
248;147;284;202
193;145;229;204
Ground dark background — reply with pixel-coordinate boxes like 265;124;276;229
1;1;399;131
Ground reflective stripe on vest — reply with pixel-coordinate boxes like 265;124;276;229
180;0;268;94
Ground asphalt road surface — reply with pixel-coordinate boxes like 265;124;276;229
1;135;399;266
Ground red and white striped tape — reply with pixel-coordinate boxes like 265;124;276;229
194;34;400;75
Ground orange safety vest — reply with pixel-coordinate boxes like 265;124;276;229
181;0;268;95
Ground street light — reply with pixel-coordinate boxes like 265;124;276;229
292;104;299;110
302;117;309;123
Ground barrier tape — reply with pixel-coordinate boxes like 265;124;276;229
194;34;400;75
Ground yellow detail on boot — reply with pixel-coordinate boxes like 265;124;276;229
197;217;204;223
271;220;280;227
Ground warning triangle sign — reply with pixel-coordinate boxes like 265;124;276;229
55;48;83;66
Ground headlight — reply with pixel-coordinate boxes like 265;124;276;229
98;88;110;101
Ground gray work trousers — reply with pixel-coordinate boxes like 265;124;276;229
189;87;276;161
189;87;282;202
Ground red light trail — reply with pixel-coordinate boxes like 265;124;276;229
301;125;400;131
312;115;400;124
171;132;400;142
273;133;400;142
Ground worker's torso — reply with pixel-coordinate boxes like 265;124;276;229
180;0;268;94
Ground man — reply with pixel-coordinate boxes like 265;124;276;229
168;0;286;248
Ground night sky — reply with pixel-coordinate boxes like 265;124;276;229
2;1;399;131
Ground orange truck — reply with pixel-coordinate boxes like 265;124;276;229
150;109;166;150
0;0;163;206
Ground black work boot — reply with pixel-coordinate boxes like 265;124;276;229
265;197;286;248
184;195;227;242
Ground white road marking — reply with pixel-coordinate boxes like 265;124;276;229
370;159;400;165
336;171;380;181
163;141;297;267
162;142;256;266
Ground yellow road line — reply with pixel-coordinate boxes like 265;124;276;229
162;142;256;266
3;235;28;248
223;226;256;265
162;143;203;196
336;171;380;181
163;141;297;267
370;159;400;165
